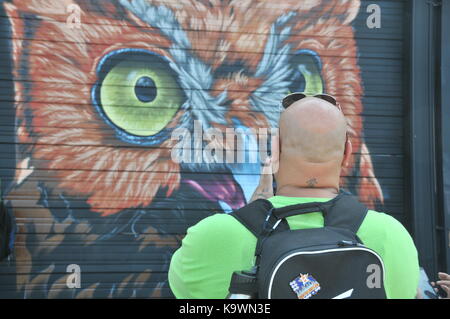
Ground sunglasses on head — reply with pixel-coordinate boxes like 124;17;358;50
281;92;342;112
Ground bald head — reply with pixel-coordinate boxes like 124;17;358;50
279;97;348;164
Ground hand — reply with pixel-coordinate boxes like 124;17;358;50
249;157;274;202
432;272;450;299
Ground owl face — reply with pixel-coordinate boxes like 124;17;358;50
3;0;383;298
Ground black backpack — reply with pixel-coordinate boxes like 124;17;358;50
229;193;387;299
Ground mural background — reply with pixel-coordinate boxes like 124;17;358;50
0;0;407;298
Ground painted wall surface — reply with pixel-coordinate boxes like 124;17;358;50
0;0;406;298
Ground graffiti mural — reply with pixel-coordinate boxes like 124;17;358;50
0;0;385;298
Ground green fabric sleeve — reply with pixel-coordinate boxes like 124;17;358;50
168;213;256;299
358;211;420;299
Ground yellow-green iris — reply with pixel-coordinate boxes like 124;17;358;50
99;59;182;136
288;53;324;96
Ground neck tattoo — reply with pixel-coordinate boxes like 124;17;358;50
306;178;318;188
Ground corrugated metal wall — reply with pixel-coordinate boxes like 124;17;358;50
0;0;407;298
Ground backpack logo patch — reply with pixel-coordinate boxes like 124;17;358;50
289;274;321;299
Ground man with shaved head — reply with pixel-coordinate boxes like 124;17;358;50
275;97;350;197
169;94;420;299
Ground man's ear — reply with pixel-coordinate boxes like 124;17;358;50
342;137;353;168
270;134;280;174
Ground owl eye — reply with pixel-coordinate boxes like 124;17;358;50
288;50;324;95
93;49;184;144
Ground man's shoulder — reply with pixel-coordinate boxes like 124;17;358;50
360;210;416;247
363;210;407;232
360;210;419;299
185;212;254;241
169;212;258;298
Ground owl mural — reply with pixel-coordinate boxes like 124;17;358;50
1;0;383;298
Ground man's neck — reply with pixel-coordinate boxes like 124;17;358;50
275;185;339;198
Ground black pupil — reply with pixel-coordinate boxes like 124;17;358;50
135;76;157;103
289;71;306;94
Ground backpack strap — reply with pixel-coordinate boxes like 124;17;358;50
229;199;278;237
230;199;289;271
231;193;368;237
323;194;368;235
269;193;368;234
270;196;341;220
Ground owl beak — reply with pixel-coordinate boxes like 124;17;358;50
179;123;265;213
